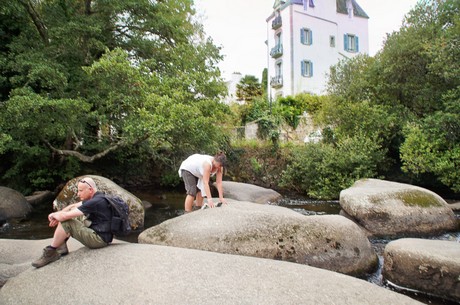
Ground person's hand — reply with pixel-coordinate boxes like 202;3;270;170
48;213;59;227
207;199;215;208
221;198;228;205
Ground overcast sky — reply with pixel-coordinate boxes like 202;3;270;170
194;0;420;80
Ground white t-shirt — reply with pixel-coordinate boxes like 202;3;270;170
178;154;214;197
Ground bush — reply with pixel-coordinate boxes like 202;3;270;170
280;135;384;199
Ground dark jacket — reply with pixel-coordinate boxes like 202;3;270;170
78;192;113;243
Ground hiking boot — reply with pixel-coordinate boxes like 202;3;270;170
57;242;69;256
32;246;60;268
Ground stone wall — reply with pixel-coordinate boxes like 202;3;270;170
244;113;321;143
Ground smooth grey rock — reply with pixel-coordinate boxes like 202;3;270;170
0;239;423;305
449;202;460;211
0;187;32;222
53;175;145;230
139;200;378;276
25;190;55;207
218;181;282;204
340;179;457;237
383;238;460;302
0;238;84;288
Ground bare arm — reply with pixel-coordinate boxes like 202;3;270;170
48;205;84;226
62;201;83;212
215;168;226;204
202;162;216;207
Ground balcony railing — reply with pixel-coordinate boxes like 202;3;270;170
270;75;283;88
272;16;282;29
270;44;283;58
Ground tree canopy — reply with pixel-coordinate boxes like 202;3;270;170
323;0;460;194
236;75;263;102
0;0;230;192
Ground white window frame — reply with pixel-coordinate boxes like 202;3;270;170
344;34;359;52
301;60;313;77
330;35;336;48
300;28;313;46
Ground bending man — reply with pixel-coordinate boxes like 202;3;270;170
178;151;227;213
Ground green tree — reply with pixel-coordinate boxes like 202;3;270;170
372;0;453;116
326;54;376;103
401;90;460;192
281;135;383;199
0;0;229;192
273;95;307;129
325;0;460;193
261;68;268;95
236;75;263;102
399;0;460;192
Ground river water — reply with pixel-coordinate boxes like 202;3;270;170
1;189;459;305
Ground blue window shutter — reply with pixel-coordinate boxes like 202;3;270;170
356;36;359;52
344;34;348;51
310;61;313;76
309;0;315;7
300;29;305;44
309;30;313;45
301;60;305;76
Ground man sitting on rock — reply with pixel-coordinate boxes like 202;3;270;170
32;177;113;268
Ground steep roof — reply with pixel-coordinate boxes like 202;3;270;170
336;0;369;18
271;0;369;19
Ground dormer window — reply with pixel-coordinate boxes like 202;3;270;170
346;0;353;18
302;0;315;10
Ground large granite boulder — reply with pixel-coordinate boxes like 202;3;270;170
383;238;460;302
0;187;32;224
0;239;423;305
340;179;457;237
0;238;85;288
139;200;378;276
25;190;55;207
53;175;144;230
218;181;282;204
449;201;460;211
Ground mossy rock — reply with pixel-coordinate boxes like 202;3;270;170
54;175;144;230
340;179;457;237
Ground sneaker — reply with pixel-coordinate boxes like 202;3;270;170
57;243;69;256
32;246;60;268
201;203;210;209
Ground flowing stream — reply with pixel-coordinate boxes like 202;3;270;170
1;189;459;305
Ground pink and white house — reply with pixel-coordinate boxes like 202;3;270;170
266;0;369;97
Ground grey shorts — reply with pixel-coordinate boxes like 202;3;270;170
181;170;200;197
61;219;108;249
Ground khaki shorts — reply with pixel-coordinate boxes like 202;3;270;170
181;170;200;196
61;219;108;249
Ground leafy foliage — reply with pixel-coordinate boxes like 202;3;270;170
401;89;460;192
280;135;383;199
272;96;306;129
236;75;263;102
324;0;460;195
0;0;229;192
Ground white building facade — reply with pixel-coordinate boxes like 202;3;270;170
222;72;243;104
266;0;369;98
